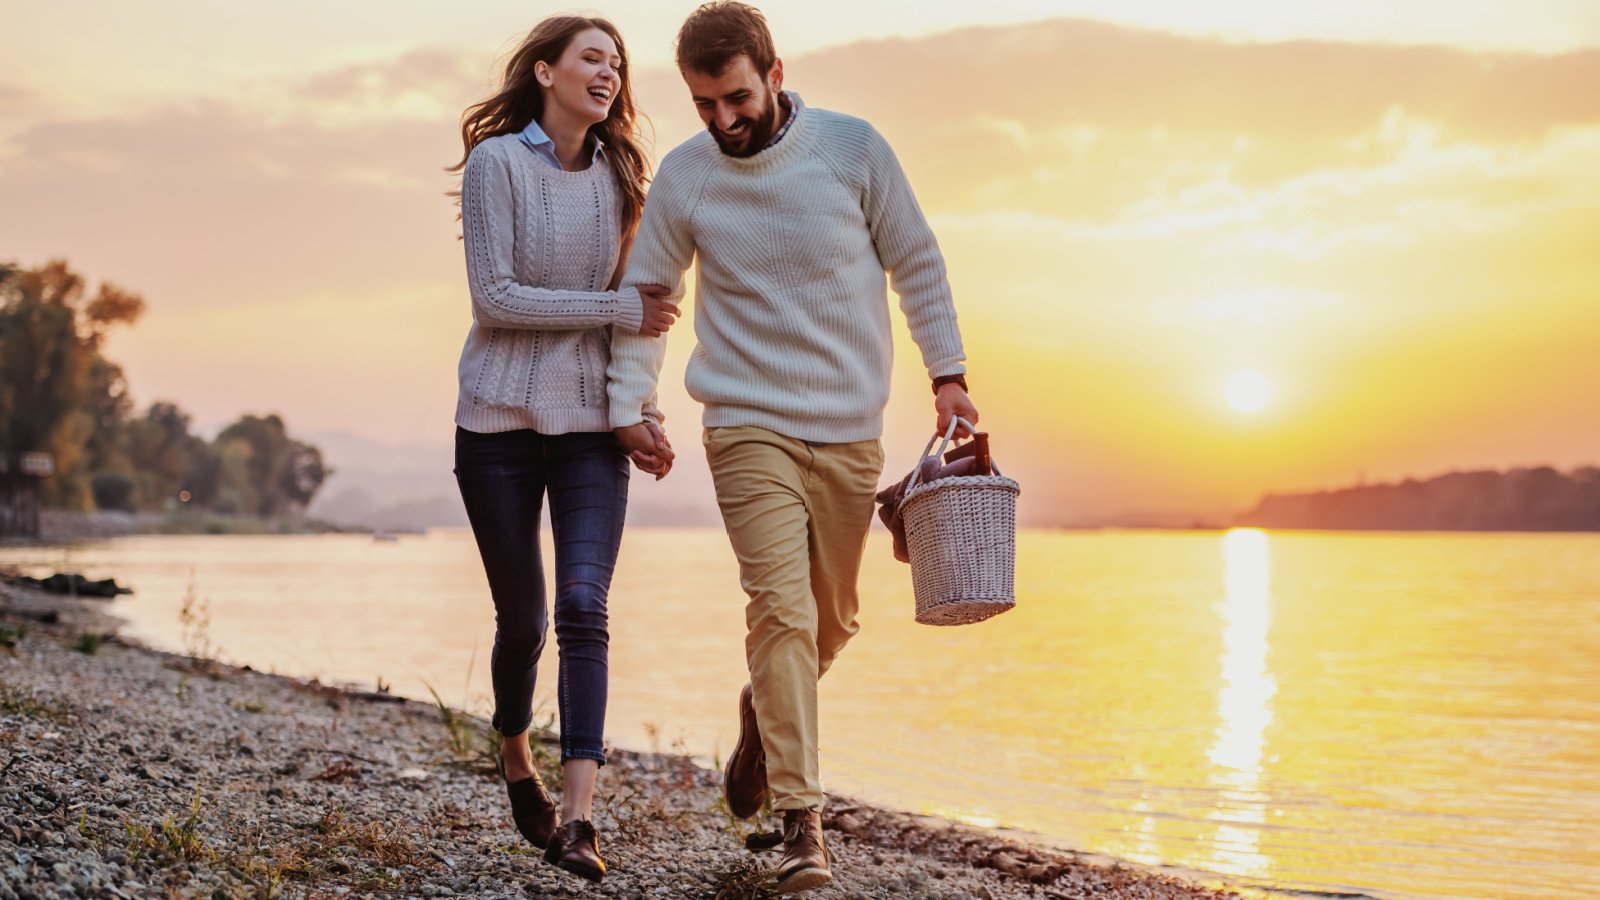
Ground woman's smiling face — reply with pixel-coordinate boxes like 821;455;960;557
540;27;623;128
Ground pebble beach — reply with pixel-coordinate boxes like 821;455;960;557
1;580;1246;899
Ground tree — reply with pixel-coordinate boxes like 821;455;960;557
2;259;330;520
212;414;330;517
0;260;144;508
279;439;329;509
121;402;210;509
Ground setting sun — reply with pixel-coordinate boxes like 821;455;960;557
1225;370;1272;413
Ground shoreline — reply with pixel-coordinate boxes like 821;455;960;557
2;582;1250;899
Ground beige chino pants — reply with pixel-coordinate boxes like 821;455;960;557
703;425;884;810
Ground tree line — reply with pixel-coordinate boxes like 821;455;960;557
0;260;327;516
1236;466;1600;531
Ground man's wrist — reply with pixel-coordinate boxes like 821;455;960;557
932;374;968;395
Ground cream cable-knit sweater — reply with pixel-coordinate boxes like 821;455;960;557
606;94;966;443
455;134;648;434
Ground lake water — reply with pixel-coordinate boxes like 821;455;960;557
4;529;1597;899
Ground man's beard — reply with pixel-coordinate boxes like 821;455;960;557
709;91;783;158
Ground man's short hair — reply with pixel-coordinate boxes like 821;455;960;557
675;1;777;77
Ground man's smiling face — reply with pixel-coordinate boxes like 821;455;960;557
683;54;784;158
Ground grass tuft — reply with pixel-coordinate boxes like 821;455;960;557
710;857;779;899
123;789;213;864
423;682;487;765
0;683;67;722
0;621;25;649
178;571;217;669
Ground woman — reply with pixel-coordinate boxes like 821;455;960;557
448;15;674;882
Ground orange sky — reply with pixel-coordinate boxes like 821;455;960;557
4;5;1599;523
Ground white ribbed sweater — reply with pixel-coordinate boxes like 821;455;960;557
455;134;647;434
606;94;966;442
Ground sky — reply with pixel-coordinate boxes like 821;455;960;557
4;1;1600;523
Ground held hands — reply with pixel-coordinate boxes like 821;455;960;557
616;421;675;480
637;285;677;337
935;384;980;440
620;282;676;475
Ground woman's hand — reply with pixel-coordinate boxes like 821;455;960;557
637;285;678;337
616;421;675;480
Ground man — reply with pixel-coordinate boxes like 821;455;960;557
609;2;978;892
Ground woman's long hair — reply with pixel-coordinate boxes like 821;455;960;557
449;16;651;230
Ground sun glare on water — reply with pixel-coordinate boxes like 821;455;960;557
1225;370;1272;413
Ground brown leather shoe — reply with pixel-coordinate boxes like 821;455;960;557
723;683;768;819
543;818;606;882
773;808;831;894
505;774;559;849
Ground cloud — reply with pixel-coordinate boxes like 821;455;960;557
0;83;37;116
0;98;464;310
288;48;491;126
779;19;1600;238
794;19;1600;141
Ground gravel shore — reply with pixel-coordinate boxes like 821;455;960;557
1;582;1244;899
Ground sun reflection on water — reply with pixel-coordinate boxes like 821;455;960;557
1206;528;1278;878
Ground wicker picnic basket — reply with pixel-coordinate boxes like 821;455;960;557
900;417;1020;626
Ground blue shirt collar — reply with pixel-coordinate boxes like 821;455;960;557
764;91;800;149
518;118;606;170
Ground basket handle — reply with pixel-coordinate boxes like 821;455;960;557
905;417;998;493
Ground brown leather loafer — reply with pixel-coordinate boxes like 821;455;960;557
773;807;831;894
543;818;606;883
505;775;559;849
723;683;768;819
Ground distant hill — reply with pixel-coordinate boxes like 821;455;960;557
304;431;466;532
304;430;722;531
1236;466;1600;531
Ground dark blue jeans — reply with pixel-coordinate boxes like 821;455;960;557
454;426;629;765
